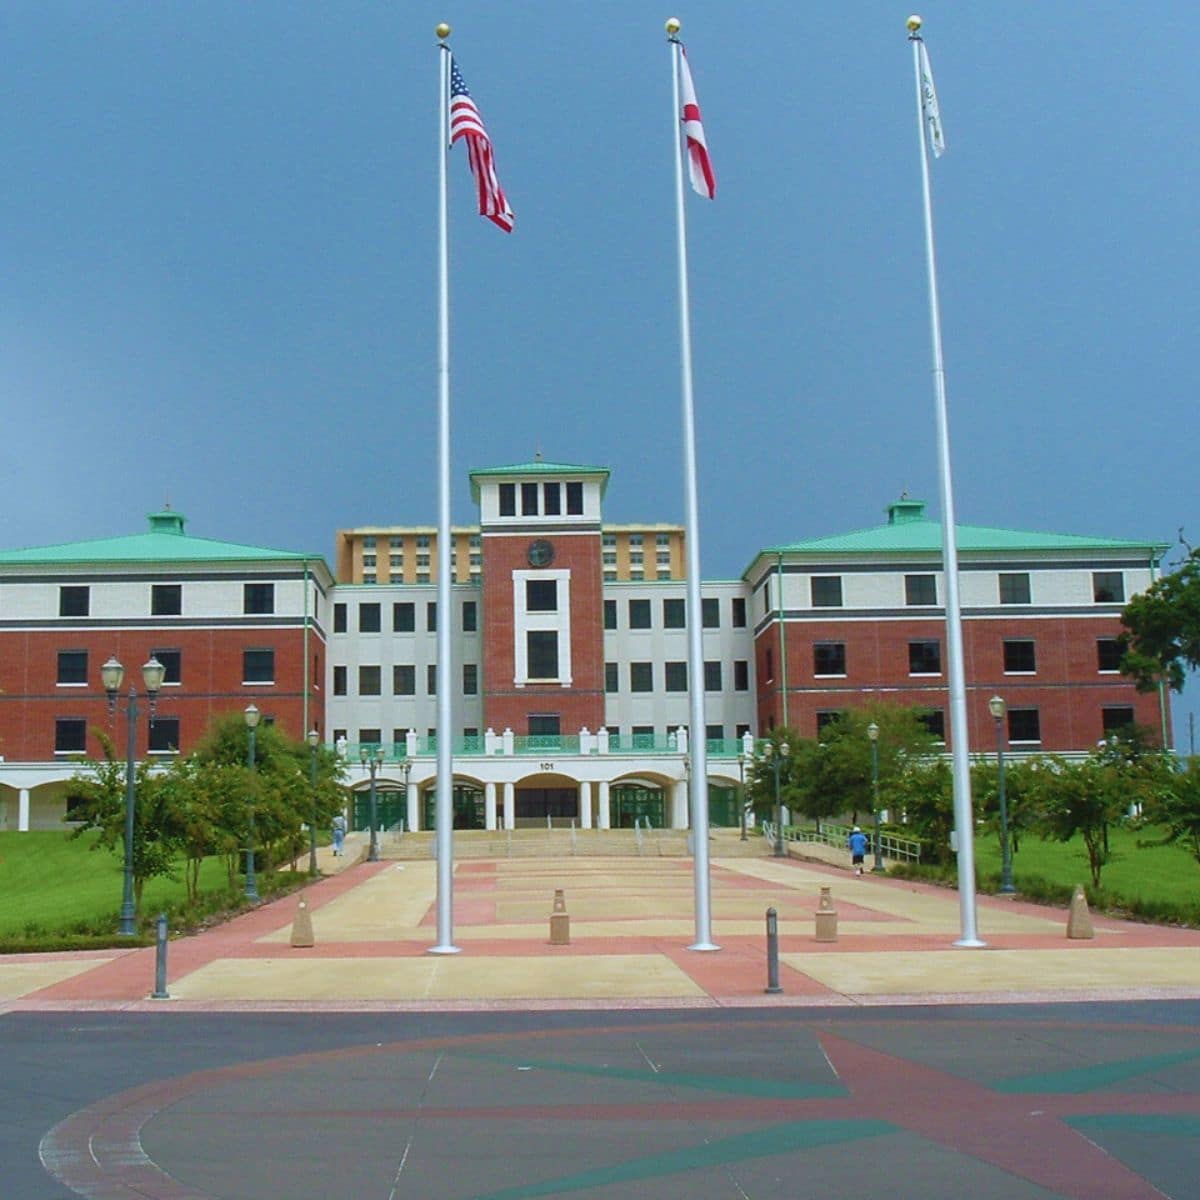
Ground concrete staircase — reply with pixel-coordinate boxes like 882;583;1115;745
380;827;771;861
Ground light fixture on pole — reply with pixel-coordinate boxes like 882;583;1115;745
102;655;166;937
761;741;789;857
399;756;412;833
360;744;384;862
306;728;320;876
988;695;1015;894
736;752;747;841
243;704;261;902
867;721;885;873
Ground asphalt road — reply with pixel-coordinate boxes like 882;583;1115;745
6;1002;1199;1200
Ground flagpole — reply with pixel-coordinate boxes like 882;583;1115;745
907;15;982;948
430;22;459;955
667;18;717;953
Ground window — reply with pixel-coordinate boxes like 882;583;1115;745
543;482;561;515
55;718;87;754
630;662;653;692
732;597;747;628
1093;572;1125;603
665;661;688;691
998;573;1031;604
358;665;381;696
363;536;376;549
566;481;583;514
704;661;722;691
393;727;411;747
631;725;654;748
526;580;558;612
814;642;846;676
604;599;617;630
816;711;845;734
462;601;477;632
462;663;478;695
427;602;437;632
393;664;415;695
706;725;724;743
1003;639;1037;673
150;649;181;684
333;666;347;696
499;483;516;516
1008;708;1041;743
1097;638;1123;672
427;665;438;695
908;640;941;675
243;649;275;684
333;729;347;744
1102;706;1136;734
148;718;180;754
736;723;751;739
905;574;937;606
629;599;651;629
734;660;749;691
359;603;381;633
151;584;182;616
702;597;720;629
359;729;382;745
527;631;559;679
59;586;89;617
765;647;774;681
811;576;843;607
416;535;430;550
362;574;376;586
393;602;415;632
663;598;686;628
334;603;347;633
919;709;946;740
605;662;619;692
529;714;561;737
57;650;87;685
244;583;274;614
521;482;539;515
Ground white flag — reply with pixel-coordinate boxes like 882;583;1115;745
918;41;945;158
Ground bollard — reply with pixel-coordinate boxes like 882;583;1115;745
1066;884;1095;939
814;886;839;943
764;907;782;994
291;897;315;948
151;913;170;1000
550;889;570;945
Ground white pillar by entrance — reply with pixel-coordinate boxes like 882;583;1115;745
579;780;592;829
503;781;515;830
406;781;419;833
18;788;30;832
484;781;497;830
597;780;611;829
672;779;689;829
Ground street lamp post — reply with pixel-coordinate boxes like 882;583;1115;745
737;752;747;841
244;704;261;902
989;695;1015;894
306;729;320;876
867;722;885;873
399;756;412;833
762;741;790;857
101;655;166;937
360;744;384;862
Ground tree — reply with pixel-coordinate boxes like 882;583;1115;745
1140;757;1200;868
888;756;956;866
1120;543;1200;694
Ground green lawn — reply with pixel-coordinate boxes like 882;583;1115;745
0;830;235;938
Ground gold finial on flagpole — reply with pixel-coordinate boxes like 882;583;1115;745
665;17;681;38
436;23;451;42
906;14;923;34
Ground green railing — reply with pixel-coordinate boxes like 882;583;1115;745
331;734;750;760
607;733;677;752
512;735;581;755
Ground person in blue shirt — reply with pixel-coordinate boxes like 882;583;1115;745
848;826;869;876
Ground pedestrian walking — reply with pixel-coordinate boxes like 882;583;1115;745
848;825;869;876
332;812;347;857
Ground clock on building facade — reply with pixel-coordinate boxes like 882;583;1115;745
527;538;555;567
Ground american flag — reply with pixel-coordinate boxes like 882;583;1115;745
449;57;514;232
678;47;715;199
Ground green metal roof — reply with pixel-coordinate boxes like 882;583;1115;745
747;499;1167;574
0;511;324;566
469;461;610;501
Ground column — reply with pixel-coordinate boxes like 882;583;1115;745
18;788;30;832
485;781;498;830
597;780;611;829
579;780;592;829
406;780;419;833
503;781;515;830
672;779;689;829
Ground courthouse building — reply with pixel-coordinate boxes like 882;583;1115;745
0;463;1169;832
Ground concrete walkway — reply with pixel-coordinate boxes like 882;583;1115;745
3;849;1198;1012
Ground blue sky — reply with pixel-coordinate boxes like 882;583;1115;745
2;2;1196;749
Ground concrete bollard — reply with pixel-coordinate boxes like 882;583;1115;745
764;907;782;994
151;913;170;1000
291;897;315;948
550;888;570;945
814;886;838;943
1066;885;1095;940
